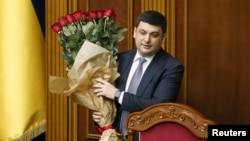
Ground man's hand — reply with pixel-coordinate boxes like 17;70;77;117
92;111;102;123
93;78;118;100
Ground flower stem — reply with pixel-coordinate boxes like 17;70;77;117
104;17;107;32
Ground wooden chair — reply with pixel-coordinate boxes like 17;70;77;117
126;102;216;141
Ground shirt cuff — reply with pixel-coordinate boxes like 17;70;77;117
118;91;124;104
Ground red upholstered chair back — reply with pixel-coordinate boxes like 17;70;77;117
126;102;216;141
140;122;202;141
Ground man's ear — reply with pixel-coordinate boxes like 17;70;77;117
133;27;137;38
162;33;167;43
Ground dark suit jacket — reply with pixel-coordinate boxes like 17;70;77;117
115;48;184;112
114;48;184;140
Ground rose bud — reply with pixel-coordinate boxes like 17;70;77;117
58;16;68;26
66;14;75;24
104;8;116;18
72;10;82;20
87;10;97;19
51;22;62;33
97;10;104;18
81;12;87;20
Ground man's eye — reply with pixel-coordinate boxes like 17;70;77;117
151;33;159;38
152;34;159;38
140;31;146;35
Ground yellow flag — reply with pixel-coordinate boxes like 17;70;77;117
0;0;46;140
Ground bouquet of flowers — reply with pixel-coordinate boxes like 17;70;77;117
49;8;127;141
51;8;127;70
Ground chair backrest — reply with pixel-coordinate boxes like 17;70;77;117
126;102;216;141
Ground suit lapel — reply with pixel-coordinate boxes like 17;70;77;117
118;48;166;95
118;50;136;90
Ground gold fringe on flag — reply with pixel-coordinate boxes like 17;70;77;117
14;120;46;141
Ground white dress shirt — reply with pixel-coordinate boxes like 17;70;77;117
118;51;154;104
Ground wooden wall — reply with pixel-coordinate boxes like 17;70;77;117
45;0;250;140
46;0;78;141
185;0;250;124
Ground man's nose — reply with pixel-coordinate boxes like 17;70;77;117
144;34;150;42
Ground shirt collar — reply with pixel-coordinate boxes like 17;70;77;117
133;50;155;63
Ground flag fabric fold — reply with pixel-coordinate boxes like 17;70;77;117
0;0;46;140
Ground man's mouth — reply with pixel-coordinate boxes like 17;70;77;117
141;44;151;49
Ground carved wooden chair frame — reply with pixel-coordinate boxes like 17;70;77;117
126;102;216;141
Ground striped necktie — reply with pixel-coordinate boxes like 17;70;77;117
120;57;146;135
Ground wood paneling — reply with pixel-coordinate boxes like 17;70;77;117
175;0;187;103
46;0;78;141
186;0;250;124
45;0;68;141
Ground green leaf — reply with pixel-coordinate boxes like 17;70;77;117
117;27;128;33
62;26;72;36
68;24;77;33
82;22;94;35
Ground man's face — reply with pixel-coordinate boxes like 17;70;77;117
133;21;166;57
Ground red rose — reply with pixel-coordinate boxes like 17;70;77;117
104;8;116;18
81;12;87;20
96;10;104;18
66;14;75;24
51;22;62;33
87;10;97;19
72;10;82;21
58;16;68;26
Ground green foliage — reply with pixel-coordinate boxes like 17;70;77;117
58;18;127;70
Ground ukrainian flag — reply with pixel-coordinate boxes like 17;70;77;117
0;0;46;140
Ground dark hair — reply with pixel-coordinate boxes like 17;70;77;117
135;10;167;33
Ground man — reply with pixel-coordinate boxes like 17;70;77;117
93;10;184;140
